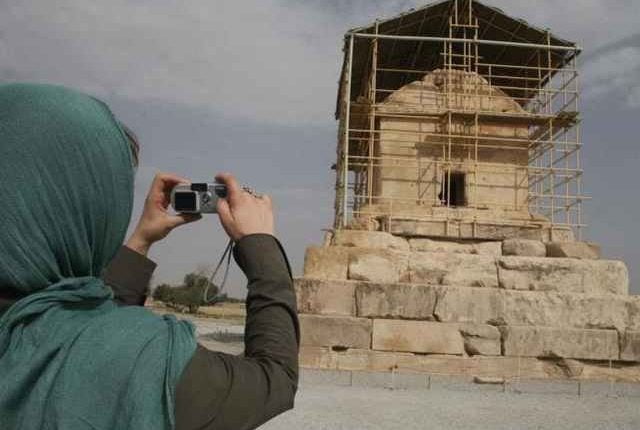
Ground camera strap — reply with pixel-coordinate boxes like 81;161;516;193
203;239;234;304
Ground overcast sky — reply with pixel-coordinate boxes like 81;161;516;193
1;0;639;295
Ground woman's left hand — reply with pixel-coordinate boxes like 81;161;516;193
126;173;201;256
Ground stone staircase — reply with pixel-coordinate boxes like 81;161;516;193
296;230;640;382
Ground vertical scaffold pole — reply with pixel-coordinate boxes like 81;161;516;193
368;21;379;206
342;34;355;228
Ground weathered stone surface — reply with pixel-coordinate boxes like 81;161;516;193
474;242;503;256
626;297;640;331
546;241;601;259
303;246;350;280
501;291;629;332
498;257;628;295
459;323;501;356
389;218;550;241
502;239;546;257
501;326;618;360
434;287;503;324
473;376;504;384
348;249;409;283
409;252;498;288
332;230;409;251
355;283;437;319
435;285;630;331
620;331;640;362
474;223;546;241
299;347;640;382
372;320;464;354
297;279;635;332
547;227;575;243
300;315;371;349
555;359;584;378
295;278;356;316
346;216;380;231
321;230;334;247
408;238;501;256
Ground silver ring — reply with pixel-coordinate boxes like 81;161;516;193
242;186;262;198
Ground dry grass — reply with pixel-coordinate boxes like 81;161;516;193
146;299;246;321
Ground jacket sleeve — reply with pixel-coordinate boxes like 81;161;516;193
174;234;300;430
102;246;157;306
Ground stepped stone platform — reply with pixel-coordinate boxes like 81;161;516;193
296;230;640;382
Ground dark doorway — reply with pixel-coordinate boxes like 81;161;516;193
439;172;466;207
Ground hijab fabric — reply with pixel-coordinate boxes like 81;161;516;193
0;83;196;429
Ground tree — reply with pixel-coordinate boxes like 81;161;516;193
152;283;174;303
151;272;219;314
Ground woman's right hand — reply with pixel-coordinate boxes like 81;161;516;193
126;173;201;255
215;172;274;241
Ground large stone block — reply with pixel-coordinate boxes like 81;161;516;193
300;315;372;349
626;297;640;331
546;241;601;260
547;227;575;243
295;278;356;316
355;282;437;319
501;291;629;332
620;331;640;362
434;286;503;325
500;326;618;360
389;218;550;241
502;239;546;257
332;230;409;251
372;320;464;354
348;249;409;283
459;323;501;356
299;347;640;382
434;285;631;331
408;238;502;256
474;224;545;241
409;252;498;288
498;257;628;295
302;246;350;280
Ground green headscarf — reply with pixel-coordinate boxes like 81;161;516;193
0;83;196;429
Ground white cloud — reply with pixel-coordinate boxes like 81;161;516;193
1;0;639;127
0;0;344;125
581;47;640;105
628;86;640;108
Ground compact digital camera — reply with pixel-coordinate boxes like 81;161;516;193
171;183;227;214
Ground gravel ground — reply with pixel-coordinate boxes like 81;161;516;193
176;314;640;429
260;378;640;430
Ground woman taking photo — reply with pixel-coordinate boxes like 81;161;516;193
0;83;299;430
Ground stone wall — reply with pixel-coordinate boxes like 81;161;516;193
296;230;640;382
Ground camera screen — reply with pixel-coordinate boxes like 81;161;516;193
174;191;197;212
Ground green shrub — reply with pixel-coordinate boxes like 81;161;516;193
152;272;219;314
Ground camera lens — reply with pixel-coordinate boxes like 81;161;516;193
174;191;197;212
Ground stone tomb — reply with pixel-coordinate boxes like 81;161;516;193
296;230;640;382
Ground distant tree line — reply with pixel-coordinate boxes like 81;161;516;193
152;272;243;314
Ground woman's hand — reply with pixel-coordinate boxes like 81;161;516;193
215;172;274;241
126;173;201;256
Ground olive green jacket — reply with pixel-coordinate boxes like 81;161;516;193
0;234;300;430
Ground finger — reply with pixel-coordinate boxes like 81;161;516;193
216;197;237;239
216;197;233;223
215;172;242;203
166;213;202;229
152;172;190;208
150;172;189;194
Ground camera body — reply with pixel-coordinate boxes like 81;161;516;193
171;183;227;214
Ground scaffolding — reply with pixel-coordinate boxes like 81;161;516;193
334;0;586;239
